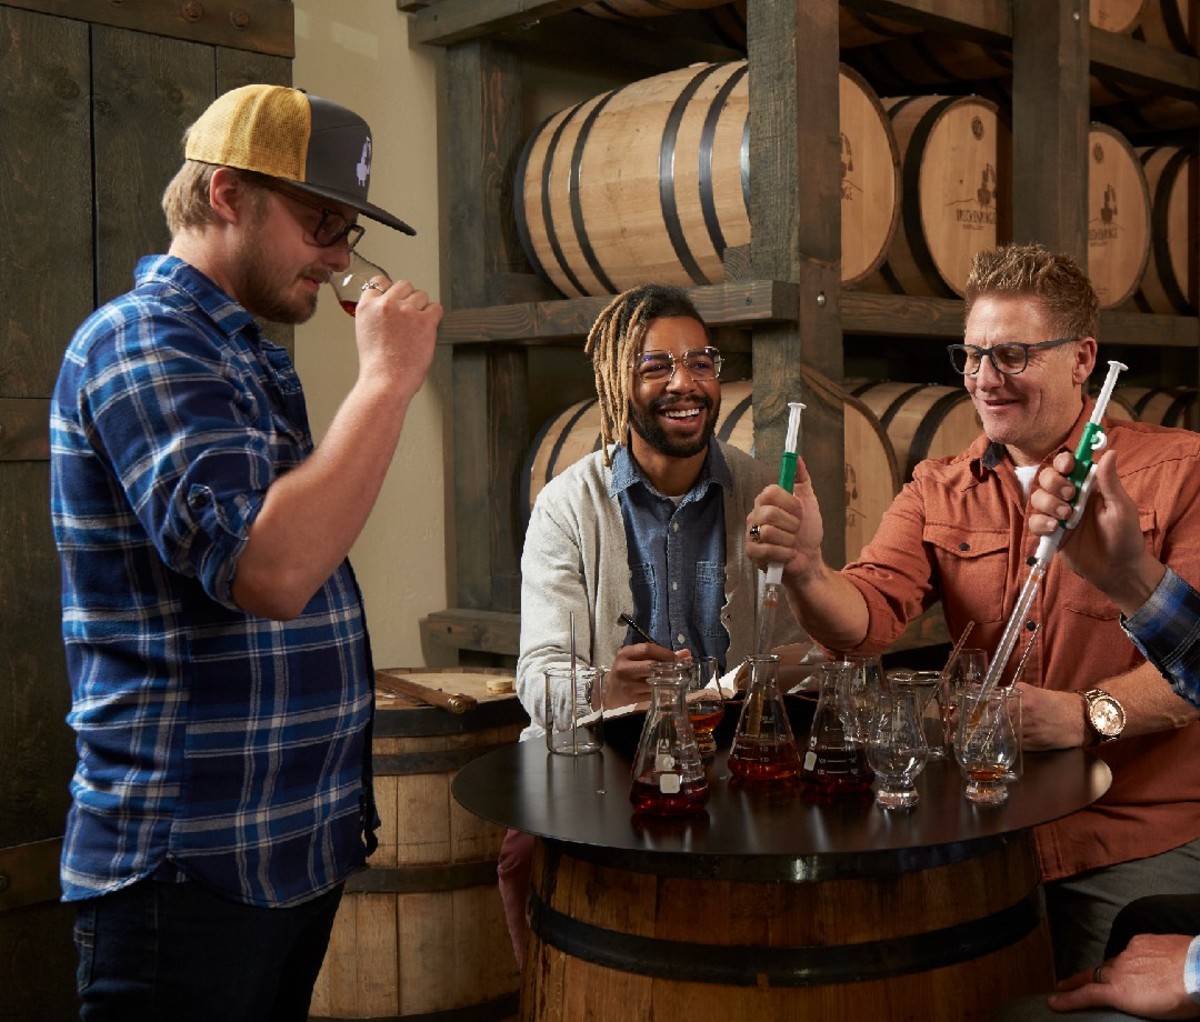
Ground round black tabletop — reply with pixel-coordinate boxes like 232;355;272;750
452;739;1111;868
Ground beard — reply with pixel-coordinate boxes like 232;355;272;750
232;221;324;325
627;391;721;459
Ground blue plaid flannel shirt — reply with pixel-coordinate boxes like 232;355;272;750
50;255;377;908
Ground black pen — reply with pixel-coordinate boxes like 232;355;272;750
619;612;655;645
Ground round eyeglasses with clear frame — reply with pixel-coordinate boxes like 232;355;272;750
632;347;723;384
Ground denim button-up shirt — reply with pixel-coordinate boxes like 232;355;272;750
611;441;731;671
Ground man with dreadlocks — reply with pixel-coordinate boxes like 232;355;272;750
497;283;807;966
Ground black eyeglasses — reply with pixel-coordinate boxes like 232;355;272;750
947;337;1078;376
632;347;723;383
259;179;365;252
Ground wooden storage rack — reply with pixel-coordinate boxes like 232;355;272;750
410;0;1200;668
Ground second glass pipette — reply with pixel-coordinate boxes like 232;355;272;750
756;401;806;654
976;359;1129;704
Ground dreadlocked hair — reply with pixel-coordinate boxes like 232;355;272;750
583;284;709;465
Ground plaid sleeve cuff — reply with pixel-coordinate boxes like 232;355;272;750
1122;567;1200;711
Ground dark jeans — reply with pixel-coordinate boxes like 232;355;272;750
73;877;343;1022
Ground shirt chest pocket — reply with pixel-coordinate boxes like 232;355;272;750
1056;506;1157;621
923;522;1010;625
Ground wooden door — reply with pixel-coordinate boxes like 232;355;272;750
0;3;290;1017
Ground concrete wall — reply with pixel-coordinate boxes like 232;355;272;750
292;1;448;670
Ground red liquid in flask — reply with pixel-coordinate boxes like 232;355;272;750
629;776;709;816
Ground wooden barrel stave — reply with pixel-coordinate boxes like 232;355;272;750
1138;0;1196;55
1088;124;1153;310
525;834;1053;1020
1135;145;1196;315
849;380;982;481
523;379;900;563
309;670;525;1021
1115;385;1200;431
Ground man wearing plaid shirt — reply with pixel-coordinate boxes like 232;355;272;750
50;85;441;1021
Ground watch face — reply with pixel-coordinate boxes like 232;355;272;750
1090;696;1124;737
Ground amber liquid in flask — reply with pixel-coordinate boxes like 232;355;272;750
728;654;801;784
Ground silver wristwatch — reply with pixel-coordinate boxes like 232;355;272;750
1082;689;1126;744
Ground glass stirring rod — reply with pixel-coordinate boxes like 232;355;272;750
755;401;806;655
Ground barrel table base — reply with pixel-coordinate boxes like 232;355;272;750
522;833;1052;1021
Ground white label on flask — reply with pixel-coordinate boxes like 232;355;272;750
803;750;817;771
659;772;681;794
655;752;676;772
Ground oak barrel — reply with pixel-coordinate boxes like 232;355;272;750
1139;0;1196;54
308;669;526;1022
522;380;900;562
848;380;981;481
1114;385;1200;431
1088;124;1153;309
515;61;898;297
1135;145;1197;315
869;95;1011;298
524;830;1053;1021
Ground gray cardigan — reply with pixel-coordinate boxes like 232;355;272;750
516;440;806;738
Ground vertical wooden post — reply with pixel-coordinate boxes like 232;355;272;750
440;41;529;611
749;0;845;566
1011;0;1089;260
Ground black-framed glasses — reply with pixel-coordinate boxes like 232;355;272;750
259;178;366;252
632;347;723;383
947;337;1078;376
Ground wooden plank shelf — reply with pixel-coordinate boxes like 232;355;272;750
433;280;800;346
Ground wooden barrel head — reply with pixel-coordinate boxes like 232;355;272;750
1091;0;1147;33
1136;145;1196;315
1087;124;1152;309
881;95;1012;298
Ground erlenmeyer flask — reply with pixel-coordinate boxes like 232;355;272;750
728;654;801;783
800;661;874;798
629;663;709;815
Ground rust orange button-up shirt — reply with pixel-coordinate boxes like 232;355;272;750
843;401;1200;881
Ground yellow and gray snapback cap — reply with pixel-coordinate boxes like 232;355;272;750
185;84;415;236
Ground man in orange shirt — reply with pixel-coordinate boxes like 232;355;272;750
747;243;1200;978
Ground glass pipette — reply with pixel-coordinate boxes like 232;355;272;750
755;401;806;654
976;360;1129;704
